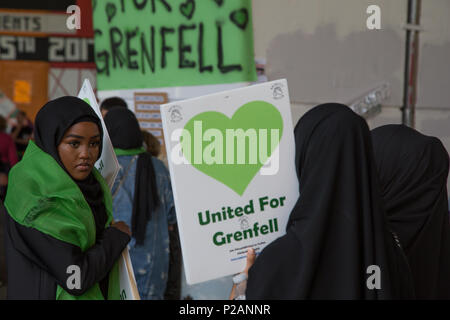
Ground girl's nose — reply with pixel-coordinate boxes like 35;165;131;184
79;145;90;159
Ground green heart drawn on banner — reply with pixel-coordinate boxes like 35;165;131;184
181;101;283;196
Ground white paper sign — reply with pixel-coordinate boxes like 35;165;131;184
161;79;299;284
118;249;140;300
77;79;119;190
77;79;140;300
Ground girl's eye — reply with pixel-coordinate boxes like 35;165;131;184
69;141;80;148
90;141;101;147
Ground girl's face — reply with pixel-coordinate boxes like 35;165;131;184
57;122;101;181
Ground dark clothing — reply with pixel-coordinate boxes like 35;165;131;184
0;201;6;285
3;204;130;299
0;132;18;171
164;223;182;300
12;124;33;154
372;124;450;299
246;104;414;300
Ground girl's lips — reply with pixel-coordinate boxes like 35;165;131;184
76;163;91;171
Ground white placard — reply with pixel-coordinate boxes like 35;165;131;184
77;79;140;300
118;249;140;300
161;79;299;284
77;79;119;190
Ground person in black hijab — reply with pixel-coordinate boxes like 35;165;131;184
100;96;128;118
245;103;414;299
3;96;131;300
104;107;176;300
33;96;109;238
104;107;159;245
372;124;450;299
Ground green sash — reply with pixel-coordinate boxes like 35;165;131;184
5;141;121;300
114;147;146;156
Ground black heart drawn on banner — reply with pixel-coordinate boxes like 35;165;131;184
180;0;195;20
105;2;117;23
230;8;249;30
213;0;224;7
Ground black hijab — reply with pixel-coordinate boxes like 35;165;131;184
34;96;107;239
104;107;159;245
372;124;450;299
246;103;413;299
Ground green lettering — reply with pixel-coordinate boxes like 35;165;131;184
259;196;269;211
243;229;253;240
213;231;225;246
198;211;210;226
260;225;269;235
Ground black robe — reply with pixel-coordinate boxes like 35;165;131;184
246;103;414;299
372;124;450;299
3;203;130;299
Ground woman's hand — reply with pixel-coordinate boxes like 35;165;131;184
111;221;131;237
243;248;256;276
229;248;257;299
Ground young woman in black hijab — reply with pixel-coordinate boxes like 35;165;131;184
244;103;413;299
371;124;450;299
3;96;131;300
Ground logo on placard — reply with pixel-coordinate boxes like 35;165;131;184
239;217;250;230
271;83;285;100
175;101;283;195
169;105;183;123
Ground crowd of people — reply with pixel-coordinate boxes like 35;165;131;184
0;97;449;300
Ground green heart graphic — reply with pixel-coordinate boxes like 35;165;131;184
180;0;195;20
181;101;283;196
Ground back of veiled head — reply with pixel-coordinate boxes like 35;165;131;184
34;96;103;164
371;124;449;250
104;107;143;150
290;103;379;225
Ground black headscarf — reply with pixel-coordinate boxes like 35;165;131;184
246;103;413;299
34;96;107;239
104;107;159;245
372;124;450;299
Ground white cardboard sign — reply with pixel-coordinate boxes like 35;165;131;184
77;79;119;190
77;79;140;300
161;79;299;284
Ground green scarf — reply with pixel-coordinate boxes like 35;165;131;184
5;141;120;300
114;147;146;156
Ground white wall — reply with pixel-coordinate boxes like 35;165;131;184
252;0;450;193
